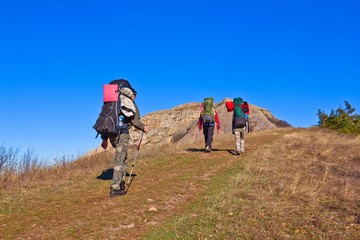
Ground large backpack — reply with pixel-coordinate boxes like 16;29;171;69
201;97;215;124
233;97;246;128
93;79;132;138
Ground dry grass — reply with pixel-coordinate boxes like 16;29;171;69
223;127;360;239
143;128;360;239
1;127;359;239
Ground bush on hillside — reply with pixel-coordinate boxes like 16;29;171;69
317;101;360;134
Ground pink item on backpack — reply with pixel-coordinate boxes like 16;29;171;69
103;84;118;102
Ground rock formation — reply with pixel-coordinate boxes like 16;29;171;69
130;99;290;147
89;99;290;155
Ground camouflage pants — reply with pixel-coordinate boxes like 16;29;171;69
109;133;130;190
234;127;245;153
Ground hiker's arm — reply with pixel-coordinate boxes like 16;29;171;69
198;115;203;130
130;104;147;132
215;110;220;130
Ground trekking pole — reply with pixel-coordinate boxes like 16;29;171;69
246;118;250;133
126;131;144;186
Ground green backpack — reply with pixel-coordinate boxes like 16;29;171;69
233;97;244;118
201;97;215;123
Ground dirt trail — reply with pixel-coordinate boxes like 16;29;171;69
0;129;286;239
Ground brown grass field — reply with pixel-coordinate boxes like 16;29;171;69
1;127;359;239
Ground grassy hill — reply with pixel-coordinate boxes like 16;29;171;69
1;127;359;239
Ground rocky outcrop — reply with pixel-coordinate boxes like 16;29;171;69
89;99;290;154
128;99;290;147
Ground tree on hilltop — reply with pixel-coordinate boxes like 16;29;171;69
317;101;360;134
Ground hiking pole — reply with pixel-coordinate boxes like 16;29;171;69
126;131;144;189
246;118;250;133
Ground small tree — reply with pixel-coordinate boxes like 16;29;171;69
317;101;360;134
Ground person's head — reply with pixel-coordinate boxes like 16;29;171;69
131;88;137;97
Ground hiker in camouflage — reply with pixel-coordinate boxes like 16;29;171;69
231;97;248;154
101;88;149;197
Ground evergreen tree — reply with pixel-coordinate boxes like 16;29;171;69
317;101;360;134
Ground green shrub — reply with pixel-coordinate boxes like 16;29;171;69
317;101;360;134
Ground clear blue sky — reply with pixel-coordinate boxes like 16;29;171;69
1;0;359;162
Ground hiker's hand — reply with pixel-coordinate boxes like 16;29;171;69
143;125;149;133
101;140;108;149
217;128;220;134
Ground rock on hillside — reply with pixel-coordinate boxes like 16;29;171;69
90;99;290;154
128;99;290;147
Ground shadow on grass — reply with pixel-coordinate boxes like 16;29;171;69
97;168;138;180
97;168;138;194
227;150;241;156
97;168;113;180
186;148;205;152
186;148;237;155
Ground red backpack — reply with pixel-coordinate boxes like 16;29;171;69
241;101;250;115
225;101;235;112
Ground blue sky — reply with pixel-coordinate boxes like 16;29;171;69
0;0;359;162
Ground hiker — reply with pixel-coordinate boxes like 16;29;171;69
242;101;250;133
198;97;220;152
95;80;149;197
226;97;249;154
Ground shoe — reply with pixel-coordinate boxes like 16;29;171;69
110;188;126;197
205;146;211;152
120;180;126;190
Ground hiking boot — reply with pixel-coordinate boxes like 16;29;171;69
205;146;211;152
120;180;126;190
110;188;126;197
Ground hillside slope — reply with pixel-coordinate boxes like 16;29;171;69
1;128;359;239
